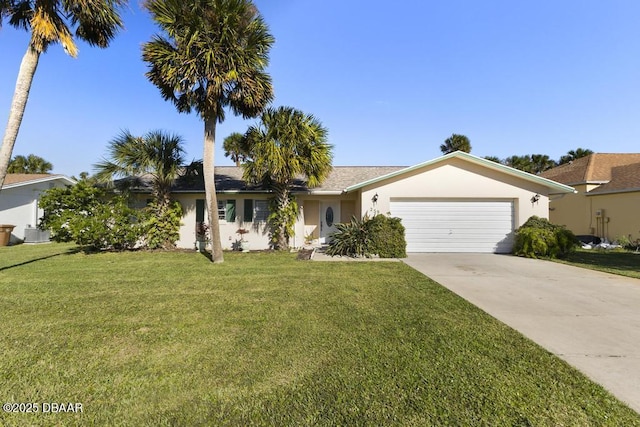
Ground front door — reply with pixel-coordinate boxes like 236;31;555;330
320;201;340;244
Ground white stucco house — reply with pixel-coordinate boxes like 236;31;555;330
130;151;575;253
0;174;76;244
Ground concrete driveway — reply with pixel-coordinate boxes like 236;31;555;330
403;253;640;414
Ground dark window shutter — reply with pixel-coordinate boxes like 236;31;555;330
196;199;205;222
226;200;236;222
244;199;253;222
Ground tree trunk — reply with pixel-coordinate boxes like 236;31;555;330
272;182;290;250
203;117;224;263
0;45;40;190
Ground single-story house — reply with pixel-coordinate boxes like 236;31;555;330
540;153;640;242
0;173;76;244
130;151;574;253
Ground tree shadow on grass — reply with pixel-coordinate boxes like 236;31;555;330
0;246;84;272
565;250;640;277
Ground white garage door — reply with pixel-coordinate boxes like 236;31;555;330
390;200;514;253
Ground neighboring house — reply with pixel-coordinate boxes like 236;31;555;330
0;174;76;244
541;153;640;242
131;151;574;253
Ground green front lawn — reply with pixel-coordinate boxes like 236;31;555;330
559;248;640;279
1;244;638;426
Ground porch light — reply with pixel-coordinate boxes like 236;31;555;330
530;194;540;204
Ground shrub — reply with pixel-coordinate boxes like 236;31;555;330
513;216;578;259
142;201;183;249
325;216;373;257
39;182;181;251
368;214;407;258
72;196;144;250
326;214;407;258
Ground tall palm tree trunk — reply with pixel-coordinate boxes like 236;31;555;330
272;182;291;250
204;117;224;263
0;45;40;190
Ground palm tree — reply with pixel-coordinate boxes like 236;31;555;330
223;132;249;166
94;130;185;212
8;153;52;173
484;155;502;164
243;106;333;250
0;0;126;190
143;0;274;263
504;155;534;173
530;154;557;174
440;133;471;154
559;148;593;165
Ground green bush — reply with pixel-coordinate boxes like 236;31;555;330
326;214;407;258
142;201;183;249
369;214;407;258
325;216;373;257
513;216;578;259
72;196;144;250
39;182;183;251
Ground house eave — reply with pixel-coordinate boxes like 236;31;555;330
2;175;76;189
344;151;576;194
586;187;640;196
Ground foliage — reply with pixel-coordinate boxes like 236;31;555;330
440;133;471;154
559;148;593;165
326;214;407;258
223;132;250;166
142;201;183;249
503;154;557;174
38;181;107;242
267;195;299;248
242;106;333;250
94;129;185;207
8;154;53;173
71;196;144;251
1;246;639;425
39;182;182;250
513;216;578;259
143;0;275;263
326;216;373;257
0;0;126;190
368;214;407;258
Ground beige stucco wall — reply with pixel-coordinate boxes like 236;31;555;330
548;184;593;235
173;194;271;250
549;185;640;241
587;192;640;242
356;158;551;228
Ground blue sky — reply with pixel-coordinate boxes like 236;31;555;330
2;1;640;176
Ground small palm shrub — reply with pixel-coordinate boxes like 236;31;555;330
325;216;373;257
513;216;578;259
326;214;407;258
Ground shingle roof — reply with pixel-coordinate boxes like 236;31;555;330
588;163;640;194
2;173;74;188
3;174;57;185
540;153;640;186
126;166;408;193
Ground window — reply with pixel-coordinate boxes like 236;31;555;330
216;200;236;222
254;200;269;222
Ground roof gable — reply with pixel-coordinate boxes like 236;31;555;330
588;163;640;195
541;153;640;185
344;151;575;194
2;174;76;189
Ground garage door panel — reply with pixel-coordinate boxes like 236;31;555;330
390;200;514;253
